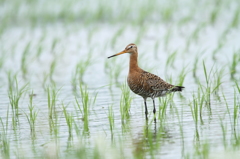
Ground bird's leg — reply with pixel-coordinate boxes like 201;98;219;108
153;98;156;114
144;98;148;120
152;98;156;122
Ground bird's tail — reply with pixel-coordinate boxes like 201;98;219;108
171;86;185;92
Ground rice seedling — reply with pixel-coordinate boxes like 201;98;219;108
197;88;205;124
75;82;95;135
232;134;240;148
190;94;199;127
104;60;116;94
0;19;7;36
230;8;240;28
111;27;126;49
212;38;224;61
144;126;156;157
108;105;115;138
49;58;57;83
72;53;92;90
178;7;195;25
193;140;210;159
38;31;46;44
24;91;38;133
0;106;10;159
192;55;199;80
158;96;171;121
222;91;232;127
92;145;102;159
135;25;147;45
35;31;46;59
42;73;50;92
164;27;172;51
177;66;188;87
87;27;99;44
233;90;239;133
164;71;173;85
235;81;240;94
62;103;74;137
174;105;185;145
51;38;58;52
213;66;224;94
112;64;124;88
121;119;131;136
210;2;221;24
36;45;43;59
72;139;88;158
220;24;230;40
0;117;10;159
229;50;240;79
8;73;28;129
184;36;192;53
191;22;206;42
66;136;74;155
161;3;175;22
21;41;31;79
135;4;152;25
189;88;209;141
104;57;124;88
50;114;60;139
165;50;177;69
185;23;206;52
104;57;111;75
73;120;81;137
78;84;90;116
47;87;59;120
0;53;5;70
200;61;215;114
219;117;228;148
120;83;132;120
47;86;60;137
221;90;240;149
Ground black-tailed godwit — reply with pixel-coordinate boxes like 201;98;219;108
108;43;184;120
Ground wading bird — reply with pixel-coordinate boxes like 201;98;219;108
108;43;184;120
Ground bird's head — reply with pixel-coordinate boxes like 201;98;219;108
108;43;137;58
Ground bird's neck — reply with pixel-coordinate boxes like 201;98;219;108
129;53;139;73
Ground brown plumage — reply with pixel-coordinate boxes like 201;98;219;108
108;43;184;119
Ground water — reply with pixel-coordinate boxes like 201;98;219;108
1;0;240;158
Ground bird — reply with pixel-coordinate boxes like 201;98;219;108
108;43;184;120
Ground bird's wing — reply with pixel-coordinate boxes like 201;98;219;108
144;71;173;91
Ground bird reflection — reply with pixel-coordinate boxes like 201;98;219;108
132;119;170;158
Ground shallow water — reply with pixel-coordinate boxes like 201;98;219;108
1;0;240;158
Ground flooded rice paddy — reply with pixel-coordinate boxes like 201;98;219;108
0;0;240;158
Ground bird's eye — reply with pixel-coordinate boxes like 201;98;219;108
128;46;133;49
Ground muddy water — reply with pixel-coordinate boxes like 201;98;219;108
0;22;240;158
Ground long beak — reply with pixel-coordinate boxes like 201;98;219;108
108;50;127;59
